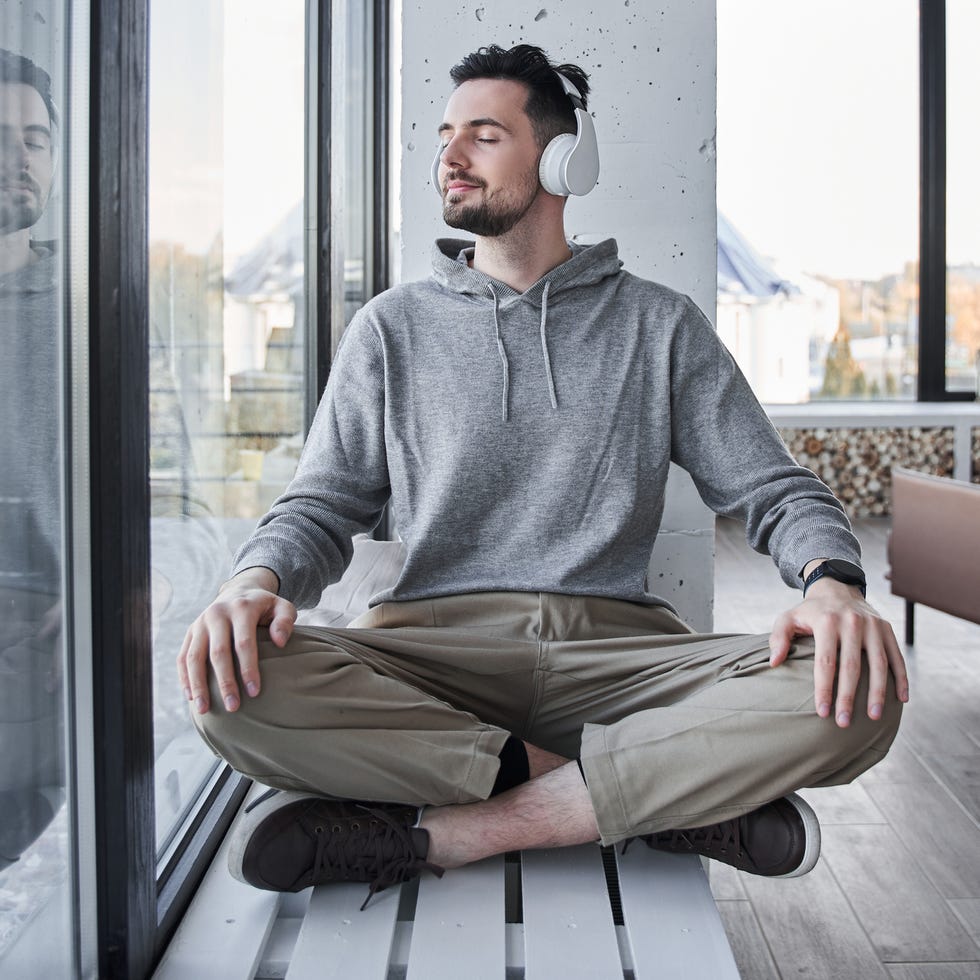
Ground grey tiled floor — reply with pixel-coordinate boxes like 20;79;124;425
712;517;980;980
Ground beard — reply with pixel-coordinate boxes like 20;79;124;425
442;167;540;237
0;182;46;235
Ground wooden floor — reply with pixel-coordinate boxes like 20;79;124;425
712;517;980;980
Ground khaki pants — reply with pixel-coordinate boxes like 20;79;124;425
195;592;901;845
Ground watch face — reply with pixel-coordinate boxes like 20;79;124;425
825;559;865;584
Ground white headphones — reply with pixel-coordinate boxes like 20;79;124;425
432;69;600;198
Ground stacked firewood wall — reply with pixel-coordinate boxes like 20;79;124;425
778;427;959;518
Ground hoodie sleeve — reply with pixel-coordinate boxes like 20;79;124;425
668;298;861;589
231;313;390;608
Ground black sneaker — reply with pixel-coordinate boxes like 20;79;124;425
636;793;820;878
228;790;444;908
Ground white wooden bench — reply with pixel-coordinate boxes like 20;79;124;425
155;784;738;979
155;538;740;978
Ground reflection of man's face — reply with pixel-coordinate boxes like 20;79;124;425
0;82;54;235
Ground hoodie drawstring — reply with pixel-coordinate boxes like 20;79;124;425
539;281;559;411
489;285;511;423
488;280;559;422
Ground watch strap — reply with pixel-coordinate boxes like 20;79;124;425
803;559;867;598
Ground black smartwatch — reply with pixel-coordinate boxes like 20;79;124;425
802;558;867;598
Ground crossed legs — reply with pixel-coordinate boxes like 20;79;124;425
194;597;902;871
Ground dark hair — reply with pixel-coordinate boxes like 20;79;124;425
0;48;59;129
449;44;590;150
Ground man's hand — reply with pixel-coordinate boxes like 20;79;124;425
768;575;910;729
177;567;297;715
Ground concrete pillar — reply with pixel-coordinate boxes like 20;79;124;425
396;0;717;629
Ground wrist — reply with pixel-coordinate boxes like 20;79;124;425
220;565;280;596
802;575;865;601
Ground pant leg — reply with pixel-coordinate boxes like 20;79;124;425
0;588;64;865
527;603;901;845
193;603;546;805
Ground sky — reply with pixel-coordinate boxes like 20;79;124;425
148;0;305;265
718;0;980;281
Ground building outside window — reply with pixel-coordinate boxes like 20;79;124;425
717;0;921;404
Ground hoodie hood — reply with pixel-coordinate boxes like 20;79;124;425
431;236;623;305
431;237;624;421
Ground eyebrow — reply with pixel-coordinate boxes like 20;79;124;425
438;117;513;136
0;123;52;140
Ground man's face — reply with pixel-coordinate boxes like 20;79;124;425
436;78;543;237
0;82;55;235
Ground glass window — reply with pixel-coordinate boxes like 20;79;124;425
717;0;919;403
946;0;980;395
0;11;73;974
148;0;308;855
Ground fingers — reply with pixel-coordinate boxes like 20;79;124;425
801;604;909;728
769;593;911;729
831;610;865;727
267;597;298;649
811;611;840;722
883;624;911;704
860;619;890;721
176;590;298;714
768;611;796;667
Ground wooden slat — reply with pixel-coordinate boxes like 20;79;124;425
406;857;506;980
521;846;623;980
616;848;740;980
153;823;281;980
284;881;402;980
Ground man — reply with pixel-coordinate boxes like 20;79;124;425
180;44;907;905
0;48;63;870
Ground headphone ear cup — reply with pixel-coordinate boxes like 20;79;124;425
538;132;575;197
431;147;443;197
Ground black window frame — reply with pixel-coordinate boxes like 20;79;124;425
919;0;973;401
83;0;390;975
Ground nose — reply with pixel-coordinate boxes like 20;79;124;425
2;135;31;172
439;132;469;173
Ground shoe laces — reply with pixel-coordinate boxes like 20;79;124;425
309;802;443;910
658;817;742;856
622;815;743;858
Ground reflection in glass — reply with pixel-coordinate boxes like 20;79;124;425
717;0;919;403
148;0;308;853
0;20;71;973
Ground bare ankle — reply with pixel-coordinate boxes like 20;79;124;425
419;764;598;869
524;742;570;779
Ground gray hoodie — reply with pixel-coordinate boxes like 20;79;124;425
0;243;61;596
233;237;860;611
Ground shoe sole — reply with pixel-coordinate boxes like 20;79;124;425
227;789;319;886
772;792;821;878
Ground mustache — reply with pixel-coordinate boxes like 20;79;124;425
0;172;42;197
444;169;486;190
